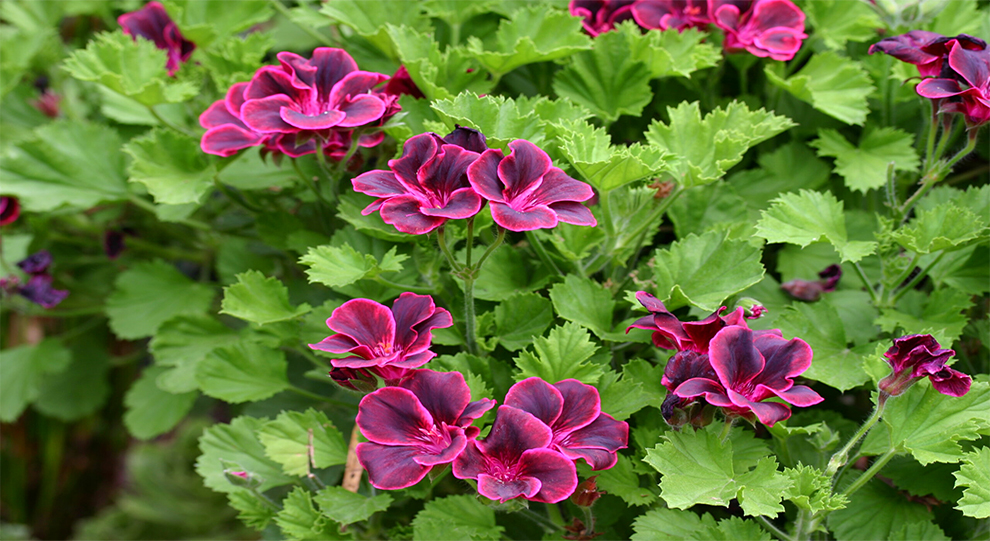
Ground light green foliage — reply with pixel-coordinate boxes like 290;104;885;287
628;26;721;79
954;447;990;518
925;0;984;35
494;293;553;351
106;260;215;340
549;274;615;339
457;245;550;301
124;128;217;205
62;31;198;105
196;342;290;403
775;300;873;391
411;495;503;541
197;416;295;493
729;142;831;209
892;202;988;254
430;91;546;150
221;271;312;325
597;368;652;421
765;52;874;125
645;101;795;188
756;190;877;263
667;181;753;240
258;409;348;477
314;487;393;525
875;287;973;344
888;522;951;541
387;25;491;101
811;128;920;193
422;0;495;25
556;119;668;192
596;454;656;506
651;230;765;312
466;6;590;76
163;0;272;47
644;425;792;517
198;32;274;90
805;0;885;49
861;381;990;465
150;315;239;394
782;465;848;513
320;0;429;58
632;505;774;540
32;334;111;422
124;366;197;440
275;487;346;540
827;480;936;540
0;1;62;96
0;120;128;211
300;243;407;289
228;490;276;531
514;322;604;384
0;340;71;422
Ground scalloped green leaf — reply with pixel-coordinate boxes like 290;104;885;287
124;128;217;205
0;339;72;422
549;274;615;339
221;270;312;325
954;447;990;518
811;128;920;193
494;293;553;352
514;322;604;384
163;0;273;47
300;243;407;289
386;25;492;101
556;118;668;192
319;0;429;58
314;486;393;525
765;51;874;125
775;300;873;391
150;315;239;394
106;260;215;340
411;495;503;541
892;202;988;255
258;409;348;477
196;342;290;404
196;415;295;494
430;91;545;151
466;6;590;76
755;190;877;263
123;366;197;440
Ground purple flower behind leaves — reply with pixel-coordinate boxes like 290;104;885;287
118;1;195;76
18;275;68;308
453;405;578;504
467;140;596;232
357;369;495;490
569;0;636;36
309;293;452;370
17;250;53;275
631;0;709;32
0;197;19;226
504;378;628;470
879;334;971;398
626;291;749;354
660;350;718;429
781;264;842;302
710;0;807;61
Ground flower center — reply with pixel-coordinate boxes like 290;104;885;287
414;422;452;454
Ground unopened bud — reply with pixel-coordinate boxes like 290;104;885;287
571;476;605;507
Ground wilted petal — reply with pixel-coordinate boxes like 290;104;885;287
357;443;430;490
18;275;68;308
18;251;52;275
929;367;972;397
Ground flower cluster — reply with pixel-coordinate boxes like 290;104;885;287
201;49;420;159
878;334;971;399
353;131;596;234
572;0;807;61
781;263;841;302
118;1;195;76
628;292;823;427
870;32;990;126
0;251;69;309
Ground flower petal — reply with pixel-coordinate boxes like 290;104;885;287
727;388;792;426
241;95;299;133
329;71;390;105
766;384;823;407
279;107;346;130
420;187;483;219
477;473;542;503
558;413;627;469
516;448;578;503
199;100;241;129
662;350;717;391
357;387;434;445
201;123;262;157
389;133;441;188
245;66;306;101
530;167;594;204
504;378;565;427
408;307;454;353
673;377;733;407
388;350;436;369
400;369;471;426
418;145;480;196
357;443;430;490
458;398;497;428
308;47;360;100
552;379;602;433
380;195;446;234
352;170;407;198
326;298;396;351
412;426;467;466
335;93;387;128
390;292;437;352
752;332;813;388
708;326;766;389
467;149;507;203
549;201;597;227
929;367;972;397
490;202;558;231
477;406;552;459
452;440;487;480
946;41;990;91
498;140;551;200
916;78;967;99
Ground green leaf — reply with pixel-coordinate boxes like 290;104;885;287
0;340;71;422
124;128;217;205
163;0;273;47
667;181;753;240
314;486;393;525
105;261;215;340
0;120;128;211
729;141;831;209
882;456;962;502
928;244;990;295
552;26;653;122
124;366;197;440
197;415;296;493
150;315;239;394
954;447;990;518
775;300;872;391
228;490;277;531
629;26;721;79
467;6;590;76
386;25;491;101
782;464;848;513
220;270;312;325
645;101;796;187
300;243;408;289
257;409;348;477
549;274;615;339
62;31;198;105
805;0;885;50
430;91;545;151
644;425;791;517
596;454;656;506
275;487;344;540
811;128;920;193
196;342;290;403
651;230;765;312
875;287;974;345
765;52;874;125
199;32;274;89
456;245;550;301
411;495;503;541
861;381;990;465
514;322;604;384
556;119;668;192
33;335;111;422
755;190;877;263
891;202;988;254
827;479;935;540
319;0;428;58
597;369;652;421
631;508;717;541
494;293;553;352
888;522;950;541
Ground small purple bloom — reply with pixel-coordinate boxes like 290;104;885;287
631;0;710;32
17;250;53;275
31;90;61;118
879;334;970;398
916;41;990;127
504;378;628;470
357;369;495;490
453;406;578;504
309;293;453;370
868;31;986;78
673;326;823;426
0;197;20;226
626;291;749;354
710;0;807;61
18;275;68;309
569;0;636;36
660;350;718;429
118;1;195;76
352;132;484;235
781;263;842;302
467;140;596;232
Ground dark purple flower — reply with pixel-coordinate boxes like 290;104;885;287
626;291;749;354
103;230;127;260
673;326;823;426
0;197;20;226
781;263;842;302
309;293;453;370
631;0;710;31
329;364;416;392
31;90;60;118
504;378;628;470
118;1;195;76
868;31;986;78
443;126;488;154
453;406;578;503
381;65;424;101
660;350;718;429
17;250;52;275
352;132;484;234
18;275;68;308
569;0;636;36
200;82;267;157
356;369;495;490
916;41;990;127
710;0;807;61
879;334;970;398
467;140;596;232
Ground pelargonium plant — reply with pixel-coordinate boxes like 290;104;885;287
1;1;986;540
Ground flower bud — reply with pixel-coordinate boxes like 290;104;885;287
571;476;605;507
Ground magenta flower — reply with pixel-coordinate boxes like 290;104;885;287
631;0;710;32
879;334;970;398
199;82;267;158
118;1;195;76
660;350;718;429
868;31;986;78
710;0;807;61
467;140;596;232
781;263;842;302
0;197;20;226
916;41;990;127
356;369;495;490
381;65;425;101
672;326;823;426
352;131;484;235
309;293;452;370
453;406;578;503
626;291;749;354
569;0;636;36
504;378;628;470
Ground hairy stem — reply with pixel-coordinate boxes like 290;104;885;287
824;399;886;480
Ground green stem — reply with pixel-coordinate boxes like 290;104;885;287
519;508;563;533
373;275;435;294
463;275;478;356
923;102;939;171
841;448;898;498
932;116;956;163
890;251;944;305
824;400;885;480
943;131;979;170
719;418;734;442
251;487;282;511
620;186;684;246
475;227;506;271
146;105;195;137
213;175;263;213
268;0;335;47
525;230;562;277
436;226;463;271
465;217;475;268
580;505;596;537
305;153;337;206
756;515;791;541
851;262;878;305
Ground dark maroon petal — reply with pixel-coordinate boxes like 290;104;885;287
869;30;943;65
929;367;972;397
516;448;579;503
781;279;825;301
382;65;425;99
498;140;551;199
477;473;542;502
467;149;506;202
352;170;407;198
280;107;346;130
225;83;250;118
727;388;792;426
559;447;618;471
626;315;659;333
673;377;733;407
18;251;52;275
335;93;387;128
631;0;677;29
0;196;20;226
201;125;265;157
452;440;486;480
490;202;558;231
357;443;431;490
420;188;483;219
276;51;318;89
457;398;497;428
389;292;436;352
765;384;823;407
388;350;436;369
505;378;565;426
946;41;990;90
380;195;446;235
358;131;385;148
307;48;360;101
884;334;946;371
400;369;471;426
477;406;552;459
418;145;480;196
357;387;434;445
747;0;804;32
118;1;171;49
916;78;967;99
244;66;306;101
552;380;602;433
390;133;442;188
548;201;597;227
635;291;668;313
818;264;842;291
18;275;68;308
558;414;627;466
241;95;299;133
529;168;594;204
682;309;732;354
310;333;363;354
413;426;467;466
329;71;390;103
712;2;742;30
333;355;392;369
326;298;396;351
407;307;454;353
708;326;765;389
752;332;813;388
444;126;487;153
662;350;717;391
199;100;241;129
